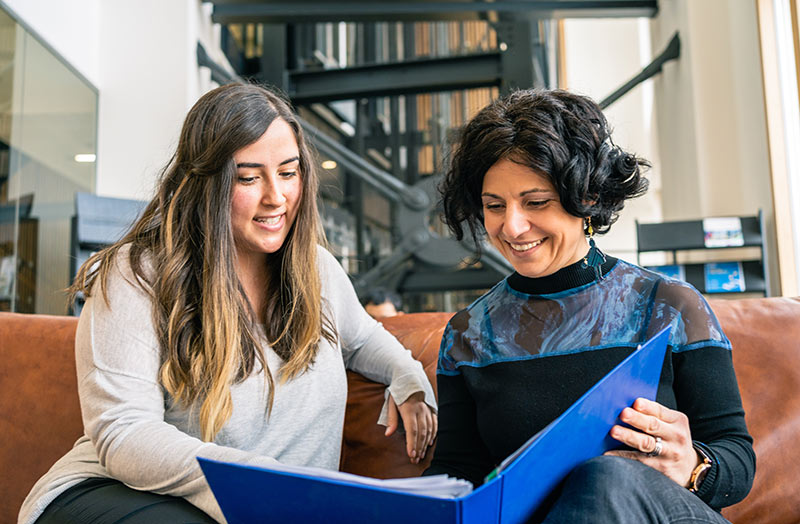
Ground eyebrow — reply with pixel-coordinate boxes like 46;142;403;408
481;188;553;198
236;156;300;169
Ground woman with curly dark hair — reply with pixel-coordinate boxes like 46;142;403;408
426;89;754;523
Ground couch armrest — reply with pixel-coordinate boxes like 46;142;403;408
0;312;82;522
341;313;451;478
712;298;800;524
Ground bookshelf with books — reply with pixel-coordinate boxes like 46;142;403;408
635;212;767;297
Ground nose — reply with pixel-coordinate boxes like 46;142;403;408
502;204;530;238
260;174;287;207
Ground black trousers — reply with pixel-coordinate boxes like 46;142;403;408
35;477;217;524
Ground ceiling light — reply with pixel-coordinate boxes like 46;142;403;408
74;154;96;163
321;160;337;170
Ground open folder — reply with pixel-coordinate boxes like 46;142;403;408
199;326;671;524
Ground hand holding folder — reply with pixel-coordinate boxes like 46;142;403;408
199;326;671;524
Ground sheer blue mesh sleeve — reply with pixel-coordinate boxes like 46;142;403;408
438;320;460;376
439;260;731;372
647;278;731;352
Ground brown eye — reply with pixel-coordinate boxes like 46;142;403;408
526;200;549;208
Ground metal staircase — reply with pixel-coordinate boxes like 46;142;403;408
200;0;666;308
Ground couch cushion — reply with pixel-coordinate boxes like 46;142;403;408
712;298;800;524
0;312;82;523
0;310;450;520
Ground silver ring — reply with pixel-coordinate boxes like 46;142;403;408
646;436;662;457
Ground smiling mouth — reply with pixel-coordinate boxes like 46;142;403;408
254;215;283;226
508;239;544;252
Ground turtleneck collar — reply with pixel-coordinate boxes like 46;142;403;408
506;252;618;295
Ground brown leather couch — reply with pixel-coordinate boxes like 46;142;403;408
2;298;799;523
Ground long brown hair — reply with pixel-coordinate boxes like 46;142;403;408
70;83;336;441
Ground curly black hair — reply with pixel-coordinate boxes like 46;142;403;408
439;89;650;247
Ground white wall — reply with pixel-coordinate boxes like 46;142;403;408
651;0;778;294
562;18;662;264
1;0;100;86
652;0;772;220
3;0;228;201
564;1;780;295
95;0;194;199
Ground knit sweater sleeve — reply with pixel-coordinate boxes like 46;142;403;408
651;280;755;509
317;246;436;412
672;345;755;509
76;251;280;522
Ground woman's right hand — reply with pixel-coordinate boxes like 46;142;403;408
385;392;438;464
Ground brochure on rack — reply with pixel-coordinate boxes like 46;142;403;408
703;217;744;248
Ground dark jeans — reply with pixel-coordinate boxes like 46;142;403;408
542;456;730;524
35;477;216;524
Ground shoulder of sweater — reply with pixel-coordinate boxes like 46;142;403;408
90;243;155;301
315;244;350;285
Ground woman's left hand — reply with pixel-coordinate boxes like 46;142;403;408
385;391;438;464
605;397;699;487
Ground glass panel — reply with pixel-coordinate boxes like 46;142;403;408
0;9;18;311
0;8;97;314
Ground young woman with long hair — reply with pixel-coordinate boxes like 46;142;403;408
20;83;436;524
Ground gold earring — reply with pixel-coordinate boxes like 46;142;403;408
581;217;606;281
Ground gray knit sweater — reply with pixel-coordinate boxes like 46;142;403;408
19;245;436;524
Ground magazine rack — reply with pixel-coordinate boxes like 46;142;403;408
635;211;767;296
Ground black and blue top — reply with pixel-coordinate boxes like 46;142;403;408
426;255;754;510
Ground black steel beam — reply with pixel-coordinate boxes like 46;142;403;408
300;118;428;209
212;1;658;24
400;267;506;293
498;17;549;94
364;131;426;151
259;24;288;91
196;43;240;85
600;32;680;109
289;52;502;104
403;24;419;185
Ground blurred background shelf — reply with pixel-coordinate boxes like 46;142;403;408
636;211;768;297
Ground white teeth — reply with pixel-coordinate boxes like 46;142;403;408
509;239;543;251
255;216;281;225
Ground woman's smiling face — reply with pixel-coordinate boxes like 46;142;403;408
481;157;588;278
230;118;302;269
